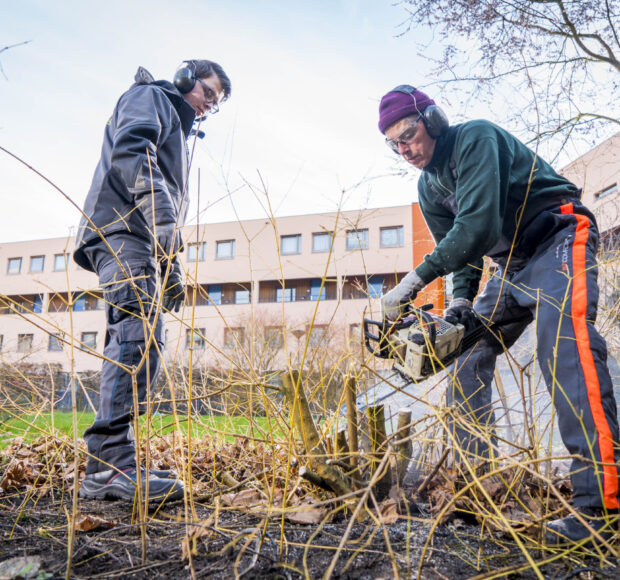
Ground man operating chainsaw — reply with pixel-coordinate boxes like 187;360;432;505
377;85;619;545
73;60;231;503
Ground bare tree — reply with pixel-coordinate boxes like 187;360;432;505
398;0;619;160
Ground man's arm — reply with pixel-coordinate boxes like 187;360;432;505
110;85;180;253
415;127;511;292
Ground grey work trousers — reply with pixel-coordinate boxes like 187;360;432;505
449;203;620;509
82;233;163;474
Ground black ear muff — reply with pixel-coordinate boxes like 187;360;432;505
390;84;449;138
173;63;196;94
421;105;449;138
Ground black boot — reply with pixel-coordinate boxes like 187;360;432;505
79;468;184;502
545;507;619;546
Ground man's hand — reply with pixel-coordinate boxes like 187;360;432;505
381;271;425;320
161;261;185;313
154;222;178;257
444;297;477;331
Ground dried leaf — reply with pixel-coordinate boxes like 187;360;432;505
75;514;116;532
377;499;400;524
220;489;263;507
285;507;327;525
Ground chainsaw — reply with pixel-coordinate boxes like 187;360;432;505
363;304;488;382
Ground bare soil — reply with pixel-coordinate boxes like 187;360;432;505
1;492;617;579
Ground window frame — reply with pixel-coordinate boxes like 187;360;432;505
346;229;369;250
595;183;618;200
215;239;236;260
81;331;98;351
186;328;206;349
280;234;302;255
380;226;404;248
48;333;64;352
53;253;68;272
7;257;22;275
17;333;34;353
187;242;206;262
29;255;45;273
312;231;333;253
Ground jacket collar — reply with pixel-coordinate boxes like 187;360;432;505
132;67;196;138
423;124;460;173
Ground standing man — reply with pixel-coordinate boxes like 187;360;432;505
74;60;231;502
378;85;619;543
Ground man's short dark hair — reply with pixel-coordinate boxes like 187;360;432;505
191;59;232;100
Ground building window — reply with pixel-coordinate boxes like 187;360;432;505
54;253;68;271
234;288;251;304
280;234;301;255
216;239;235;260
7;257;22;275
187;242;206;262
0;335;3;351
224;327;245;348
346;229;369;250
265;326;284;348
310;279;326;301
380;226;404;248
17;334;33;353
595;183;618;200
48;333;64;352
276;287;296;303
312;232;333;253
186;328;206;349
207;284;222;305
29;255;45;273
73;294;86;312
368;276;384;298
307;325;327;347
81;332;97;351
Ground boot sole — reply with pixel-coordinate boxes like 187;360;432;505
79;480;184;502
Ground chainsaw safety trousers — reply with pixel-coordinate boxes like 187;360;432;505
449;202;620;510
82;233;164;474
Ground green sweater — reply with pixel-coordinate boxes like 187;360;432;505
414;120;580;301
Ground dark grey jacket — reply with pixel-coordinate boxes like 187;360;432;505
74;67;196;271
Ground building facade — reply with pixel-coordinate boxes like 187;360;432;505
561;132;620;249
0;204;442;372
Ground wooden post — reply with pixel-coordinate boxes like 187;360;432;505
280;370;321;451
344;372;359;471
280;370;353;497
367;405;392;500
394;409;413;486
336;430;349;460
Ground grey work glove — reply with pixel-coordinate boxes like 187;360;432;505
381;271;425;320
444;297;477;331
154;222;178;258
161;261;185;313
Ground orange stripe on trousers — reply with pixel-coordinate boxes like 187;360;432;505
562;203;619;509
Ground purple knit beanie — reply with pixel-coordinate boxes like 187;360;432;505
378;86;435;134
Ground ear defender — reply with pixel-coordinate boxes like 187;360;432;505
173;61;197;94
420;105;449;138
390;84;449;138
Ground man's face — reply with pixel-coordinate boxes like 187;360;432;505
182;74;225;118
384;116;436;169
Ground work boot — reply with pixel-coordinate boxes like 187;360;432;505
545;507;619;546
79;468;184;502
150;468;178;479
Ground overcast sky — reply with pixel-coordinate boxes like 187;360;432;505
0;0;599;244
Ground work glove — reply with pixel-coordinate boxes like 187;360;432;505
444;297;477;331
161;261;185;313
381;271;425;321
154;222;178;258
